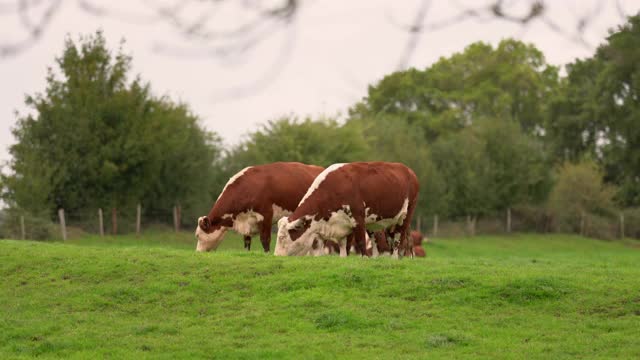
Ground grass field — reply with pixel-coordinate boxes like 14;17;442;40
1;233;639;359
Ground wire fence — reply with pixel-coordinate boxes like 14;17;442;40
1;204;639;242
412;206;640;241
0;204;197;241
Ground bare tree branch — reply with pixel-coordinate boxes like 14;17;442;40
77;0;160;25
615;0;629;20
0;0;61;58
396;0;431;71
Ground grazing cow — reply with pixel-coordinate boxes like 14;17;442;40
411;230;426;257
195;162;324;252
275;162;419;258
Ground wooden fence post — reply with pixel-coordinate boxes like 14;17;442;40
177;205;182;232
433;214;438;237
579;212;585;236
98;208;104;237
467;215;476;236
20;215;25;240
416;215;422;234
136;203;141;237
173;206;179;233
112;207;118;235
620;212;625;239
58;208;67;241
507;207;512;233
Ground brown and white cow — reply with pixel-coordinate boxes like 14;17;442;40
275;162;419;258
195;162;324;252
410;230;426;257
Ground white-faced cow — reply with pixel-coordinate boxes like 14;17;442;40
275;162;419;258
195;162;324;252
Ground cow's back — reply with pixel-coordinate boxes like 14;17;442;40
213;162;324;217
352;162;419;217
293;162;418;221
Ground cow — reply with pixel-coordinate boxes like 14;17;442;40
275;162;419;258
411;230;426;257
195;162;324;252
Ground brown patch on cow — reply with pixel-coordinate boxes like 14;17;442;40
413;245;426;257
287;162;419;257
198;162;323;251
410;230;423;246
288;219;312;241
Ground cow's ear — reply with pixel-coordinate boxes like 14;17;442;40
199;217;211;231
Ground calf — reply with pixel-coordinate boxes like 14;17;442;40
195;162;324;252
411;230;426;257
275;162;419;258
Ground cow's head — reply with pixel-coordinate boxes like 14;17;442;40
274;216;315;256
195;216;228;252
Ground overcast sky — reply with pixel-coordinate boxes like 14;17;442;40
1;0;638;166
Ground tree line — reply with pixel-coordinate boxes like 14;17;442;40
2;14;640;239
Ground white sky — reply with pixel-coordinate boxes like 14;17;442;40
0;0;638;166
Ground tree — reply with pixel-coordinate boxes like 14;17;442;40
429;119;551;219
430;128;492;218
2;31;222;222
547;160;617;234
350;39;559;141
477;119;552;210
547;13;640;206
222;115;370;176
349;114;445;217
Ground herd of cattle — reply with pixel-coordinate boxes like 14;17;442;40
195;161;426;258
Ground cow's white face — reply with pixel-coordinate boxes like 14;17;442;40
195;216;228;252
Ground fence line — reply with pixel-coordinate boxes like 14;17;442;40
2;204;637;241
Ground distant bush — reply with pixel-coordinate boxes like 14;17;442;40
511;204;552;233
548;160;617;237
0;210;57;240
622;208;640;239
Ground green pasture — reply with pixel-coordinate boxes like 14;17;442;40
1;233;639;359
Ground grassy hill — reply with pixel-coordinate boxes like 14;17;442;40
1;234;639;359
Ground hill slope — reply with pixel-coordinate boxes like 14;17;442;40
1;235;639;359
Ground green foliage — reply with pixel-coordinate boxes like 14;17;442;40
352;39;559;140
622;208;640;239
1;235;640;358
547;13;640;206
223;115;369;173
548;160;617;233
350;114;446;216
430;127;491;217
430;120;550;217
0;209;57;241
476;119;552;208
2;31;222;221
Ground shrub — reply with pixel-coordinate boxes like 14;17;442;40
0;209;57;240
548;161;617;236
622;208;640;239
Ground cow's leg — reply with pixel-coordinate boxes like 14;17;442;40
259;212;274;253
353;217;367;257
398;202;417;259
345;233;354;256
339;239;347;258
243;235;252;251
390;232;401;259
